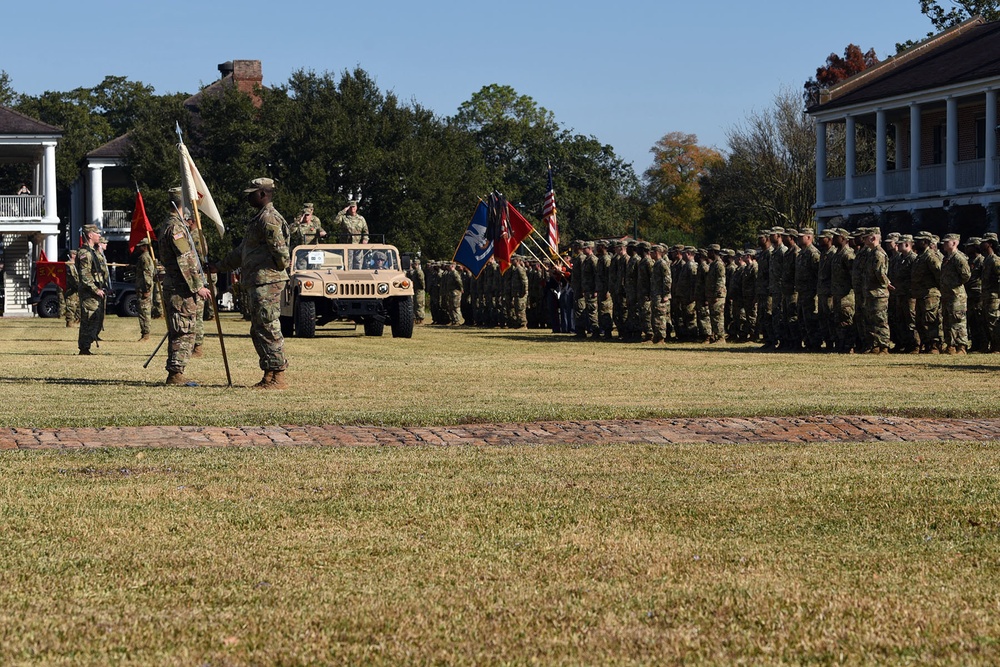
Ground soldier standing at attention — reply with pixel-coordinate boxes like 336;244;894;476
815;230;835;350
964;238;985;352
510;256;529;329
830;228;856;353
160;188;212;385
939;233;971;354
636;241;655;342
75;225;107;355
289;202;327;249
862;228;892;355
755;231;773;347
335;195;368;244
794;228;820;351
767;227;786;350
894;235;919;353
134;238;155;341
980;234;1000;351
64;249;80;327
705;244;727;343
444;261;463;325
408;257;425;324
650;244;672;343
595;240;614;339
610;241;627;338
911;231;943;353
216;178;291;389
580;241;599;337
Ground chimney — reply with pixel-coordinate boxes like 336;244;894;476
217;61;234;78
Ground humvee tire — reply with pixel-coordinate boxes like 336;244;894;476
38;292;61;318
295;298;317;338
280;315;293;337
363;318;384;337
390;296;414;338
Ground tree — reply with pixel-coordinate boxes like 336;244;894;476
0;70;16;107
700;89;816;247
642;132;722;241
920;0;1000;29
804;44;880;107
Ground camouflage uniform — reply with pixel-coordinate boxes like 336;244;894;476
830;232;856;353
755;238;772;345
444;264;464;325
741;253;759;341
911;235;943;353
334;210;369;244
610;245;627;337
289;205;326;249
780;236;800;349
75;235;108;354
965;243;985;351
595;243;614;337
64;254;80;326
940;238;971;352
510;260;529;328
636;244;655;340
816;237;834;349
581;245;598;336
892;240;918;353
219;198;290;373
159;210;205;375
705;247;726;342
863;240;891;352
768;235;787;347
409;261;425;323
981;236;1000;351
650;247;672;343
675;251;698;341
135;243;156;338
794;233;820;351
624;246;640;340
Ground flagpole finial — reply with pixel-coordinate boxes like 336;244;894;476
175;121;183;143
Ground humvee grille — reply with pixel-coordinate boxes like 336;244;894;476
341;282;376;296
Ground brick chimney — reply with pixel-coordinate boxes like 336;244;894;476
219;60;263;106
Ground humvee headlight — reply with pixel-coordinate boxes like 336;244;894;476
394;279;411;289
303;280;315;290
326;283;338;294
377;282;389;295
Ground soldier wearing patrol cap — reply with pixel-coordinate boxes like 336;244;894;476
290;202;327;249
705;244;726;342
794;228;820;350
134;237;156;341
965;237;986;351
580;241;599;336
981;233;1000;351
75;223;108;355
650;244;671;343
939;233;971;354
893;234;919;353
610;240;628;337
830;228;856;352
815;229;834;350
215;178;291;388
911;230;943;352
335;193;368;245
595;240;614;338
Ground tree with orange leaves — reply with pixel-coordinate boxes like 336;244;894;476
643;132;722;242
804;44;880;107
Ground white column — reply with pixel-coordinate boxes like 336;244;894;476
33;162;41;196
876;109;887;200
893;122;906;169
985;89;997;190
910;102;921;197
845;115;856;202
946;96;958;193
44;234;57;259
815;121;827;205
42;142;58;223
87;164;103;228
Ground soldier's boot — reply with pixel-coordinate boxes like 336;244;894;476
165;371;188;385
253;371;274;388
191;344;204;358
268;370;288;390
138;333;150;342
78;348;92;356
956;345;968;355
66;321;72;328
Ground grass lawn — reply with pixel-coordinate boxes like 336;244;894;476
3;442;1000;665
0;314;998;428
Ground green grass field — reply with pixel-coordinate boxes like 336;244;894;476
3;315;1000;664
1;314;999;428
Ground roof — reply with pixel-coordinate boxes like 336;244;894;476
0;106;62;135
810;16;1000;113
86;132;131;159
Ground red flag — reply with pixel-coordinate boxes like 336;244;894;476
543;164;559;257
494;202;534;274
36;252;66;291
129;190;155;253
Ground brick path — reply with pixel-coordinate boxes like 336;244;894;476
2;416;1000;450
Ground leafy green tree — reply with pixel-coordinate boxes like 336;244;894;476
0;70;16;107
642;132;722;243
920;0;1000;29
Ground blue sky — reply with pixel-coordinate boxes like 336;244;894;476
9;0;937;174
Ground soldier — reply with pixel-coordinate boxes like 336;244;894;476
610;241;627;338
779;229;800;349
694;249;710;342
939;233;971;354
444;261;463;325
509;256;529;328
408;257;425;324
636;241;655;341
830;228;856;353
64;249;80;327
134;238;156;341
650;244;672;343
675;246;698;341
816;229;835;350
981;234;1000;352
964;238;985;352
755;231;773;347
911;231;943;353
289;202;327;249
893;235;918;353
185;213;209;358
852;228;872;352
624;241;640;341
460;264;474;325
216;178;291;389
862;228;891;354
595;240;614;338
334;195;368;245
767;227;787;349
75;224;108;355
740;249;759;342
884;232;901;349
793;228;820;351
669;244;684;338
705;244;726;343
160;188;213;385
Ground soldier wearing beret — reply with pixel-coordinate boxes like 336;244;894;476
216;178;291;388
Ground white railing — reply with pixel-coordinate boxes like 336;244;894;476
854;173;876;199
0;195;44;219
918;165;946;193
102;210;132;231
885;170;910;197
956;159;985;191
822;178;845;202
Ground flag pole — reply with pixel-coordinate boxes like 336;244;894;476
191;198;233;387
528;230;570;269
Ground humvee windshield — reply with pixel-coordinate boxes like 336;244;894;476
293;247;400;271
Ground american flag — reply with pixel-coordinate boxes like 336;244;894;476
543;164;559;257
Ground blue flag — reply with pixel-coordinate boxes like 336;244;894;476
452;201;494;278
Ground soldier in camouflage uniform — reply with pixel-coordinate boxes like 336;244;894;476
650;244;672;343
892;235;918;353
883;232;901;349
160;189;213;385
815;230;834;350
289;203;327;250
75;225;108;355
851;229;871;351
636;241;655;341
705;244;726;343
794;228;820;351
335;196;369;246
217;178;291;389
510;256;529;328
580;241;598;337
408;257;425;324
624;241;640;341
779;229;800;349
964;238;985;352
675;247;698;341
939;233;971;354
980;234;1000;352
740;250;759;342
134;238;156;341
830;228;856;353
186;215;208;358
862;228;891;354
444;261;464;325
911;231;943;353
755;232;773;347
610;241;627;338
694;250;710;341
595;241;614;338
64;249;80;327
767;228;787;349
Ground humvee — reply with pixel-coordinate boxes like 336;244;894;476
280;242;414;338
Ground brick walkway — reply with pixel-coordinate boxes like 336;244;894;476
2;416;1000;450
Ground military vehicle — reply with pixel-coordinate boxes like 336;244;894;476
280;242;414;338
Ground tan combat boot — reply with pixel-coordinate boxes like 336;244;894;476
191;344;204;358
252;371;274;388
138;333;150;342
268;370;288;390
165;371;187;385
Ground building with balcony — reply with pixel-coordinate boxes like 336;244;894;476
808;16;1000;236
0;107;61;316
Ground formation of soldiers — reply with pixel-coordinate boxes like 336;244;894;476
417;226;1000;354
